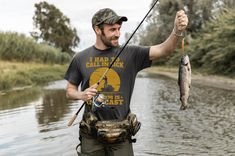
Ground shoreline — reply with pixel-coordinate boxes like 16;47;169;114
144;67;235;91
1;66;234;95
0;85;33;95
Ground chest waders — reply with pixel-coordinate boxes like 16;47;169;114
68;0;160;155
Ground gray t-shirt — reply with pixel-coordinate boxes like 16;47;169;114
65;45;151;120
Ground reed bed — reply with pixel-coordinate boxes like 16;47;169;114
0;32;71;64
0;61;68;91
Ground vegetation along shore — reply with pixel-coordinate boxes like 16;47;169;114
0;61;68;93
0;32;71;93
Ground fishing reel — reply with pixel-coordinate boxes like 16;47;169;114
92;93;108;111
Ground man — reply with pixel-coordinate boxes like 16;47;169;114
65;8;188;156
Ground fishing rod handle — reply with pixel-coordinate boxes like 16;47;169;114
67;102;85;127
67;114;77;127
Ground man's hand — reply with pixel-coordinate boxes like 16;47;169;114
81;83;98;101
174;10;188;34
66;82;98;101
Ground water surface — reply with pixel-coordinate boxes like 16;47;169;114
0;72;234;156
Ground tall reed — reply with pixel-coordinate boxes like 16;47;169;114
0;31;71;64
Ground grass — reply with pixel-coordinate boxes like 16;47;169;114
0;61;68;91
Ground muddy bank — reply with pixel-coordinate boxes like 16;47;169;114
144;67;235;91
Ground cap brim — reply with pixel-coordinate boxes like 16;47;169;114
119;16;128;22
104;16;128;25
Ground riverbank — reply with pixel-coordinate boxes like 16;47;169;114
1;62;234;94
144;66;235;91
0;61;68;93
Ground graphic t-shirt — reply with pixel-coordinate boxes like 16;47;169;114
64;45;152;120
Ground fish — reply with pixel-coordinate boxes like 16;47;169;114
178;54;191;110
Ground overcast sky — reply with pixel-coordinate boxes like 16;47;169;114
0;0;153;51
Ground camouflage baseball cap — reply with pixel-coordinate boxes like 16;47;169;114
92;8;128;27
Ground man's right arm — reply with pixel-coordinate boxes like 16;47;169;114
66;82;98;101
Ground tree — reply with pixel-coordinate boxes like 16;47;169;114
137;0;218;46
184;0;215;34
137;0;183;64
134;0;220;65
189;8;235;75
31;1;80;54
138;0;184;46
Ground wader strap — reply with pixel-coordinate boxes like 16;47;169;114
75;135;82;156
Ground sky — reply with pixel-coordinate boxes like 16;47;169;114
0;0;153;51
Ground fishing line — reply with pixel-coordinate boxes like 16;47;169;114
68;0;159;127
181;37;185;54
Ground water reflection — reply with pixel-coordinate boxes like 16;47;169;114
36;89;69;127
0;81;78;156
0;87;41;111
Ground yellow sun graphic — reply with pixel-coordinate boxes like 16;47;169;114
89;68;120;92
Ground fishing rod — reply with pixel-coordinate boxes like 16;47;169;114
67;0;159;127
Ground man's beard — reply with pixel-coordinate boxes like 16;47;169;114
100;30;119;48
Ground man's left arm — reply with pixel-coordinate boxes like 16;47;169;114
149;10;188;60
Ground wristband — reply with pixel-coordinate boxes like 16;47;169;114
173;28;183;37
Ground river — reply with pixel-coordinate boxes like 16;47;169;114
0;71;235;156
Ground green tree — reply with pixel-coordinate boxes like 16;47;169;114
185;0;215;34
138;0;217;45
137;0;183;64
189;8;235;75
137;0;235;45
31;1;80;54
139;0;183;46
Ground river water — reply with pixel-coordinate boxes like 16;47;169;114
0;71;234;156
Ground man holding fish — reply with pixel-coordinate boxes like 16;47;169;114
65;6;188;156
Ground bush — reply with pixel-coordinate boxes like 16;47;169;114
0;31;71;64
188;8;235;75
